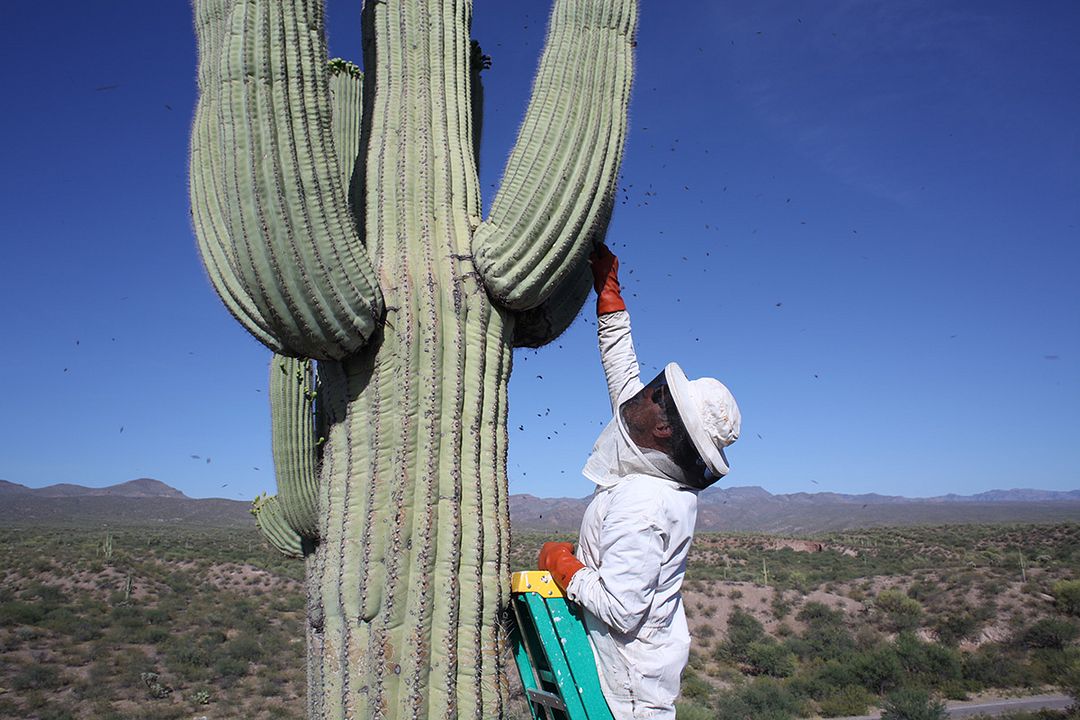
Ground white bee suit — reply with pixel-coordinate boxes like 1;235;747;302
565;310;699;719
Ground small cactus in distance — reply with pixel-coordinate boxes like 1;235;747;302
189;0;636;716
122;573;133;605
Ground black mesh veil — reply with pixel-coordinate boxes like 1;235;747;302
618;371;723;490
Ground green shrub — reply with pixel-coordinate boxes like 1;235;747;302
962;645;1032;689
675;700;715;720
937;679;968;701
932;611;982;646
0;601;46;626
213;654;249;681
818;685;873;717
850;646;905;694
1053;580;1080;617
130;624;171;644
42;607;81;635
783;571;810;594
145;607;172;624
788;664;837;701
745;641;796;678
809;658;861;695
1061;659;1080;710
1028;648;1079;685
787;620;856;661
164;572;193;594
162;637;213;682
894;632;962;685
199;628;229;648
259;676;286;697
724;608;766;655
680;670;712;702
1021;618;1079;649
695;624;716;639
772;593;793;620
796;602;845;626
23;583;68;607
713;678;801;720
36;706;76;720
880;688;947;720
109;605;147;629
875;589;924;632
224;632;264;663
907;580;941;603
12;664;64;691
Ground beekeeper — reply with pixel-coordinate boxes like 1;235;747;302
538;244;741;719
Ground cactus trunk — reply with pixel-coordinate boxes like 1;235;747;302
300;5;512;711
307;307;513;717
190;0;635;715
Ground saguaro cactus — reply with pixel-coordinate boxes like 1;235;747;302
190;0;636;717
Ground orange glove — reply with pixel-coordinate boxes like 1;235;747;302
537;542;586;591
589;244;627;315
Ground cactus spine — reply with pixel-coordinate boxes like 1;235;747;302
190;1;635;717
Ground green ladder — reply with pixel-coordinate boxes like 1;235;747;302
510;571;613;720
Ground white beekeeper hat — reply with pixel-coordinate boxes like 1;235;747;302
663;361;741;476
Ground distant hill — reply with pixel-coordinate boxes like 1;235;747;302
0;479;246;527
936;488;1080;503
0;477;187;499
509;485;1080;533
2;479;1078;534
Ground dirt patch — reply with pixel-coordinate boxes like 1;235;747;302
200;562;302;595
8;566;161;603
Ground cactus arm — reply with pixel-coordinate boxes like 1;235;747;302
512;260;592;348
190;1;282;352
270;354;320;540
251;493;304;558
190;0;384;361
471;0;636;310
327;60;364;218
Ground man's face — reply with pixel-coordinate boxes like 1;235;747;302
620;382;670;447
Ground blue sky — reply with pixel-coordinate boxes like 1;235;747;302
1;0;1077;502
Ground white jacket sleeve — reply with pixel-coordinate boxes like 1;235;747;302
598;310;643;410
565;484;667;635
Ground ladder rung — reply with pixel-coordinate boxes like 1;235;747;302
526;688;568;712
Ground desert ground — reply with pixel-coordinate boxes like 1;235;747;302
2;522;1078;719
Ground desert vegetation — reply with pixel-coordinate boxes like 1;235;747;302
669;523;1080;718
0;526;306;719
1;522;1078;719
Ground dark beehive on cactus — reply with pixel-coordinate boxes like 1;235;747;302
190;1;636;716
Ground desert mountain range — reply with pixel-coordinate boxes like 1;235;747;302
2;478;1078;534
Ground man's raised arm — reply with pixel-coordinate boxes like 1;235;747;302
591;245;644;410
